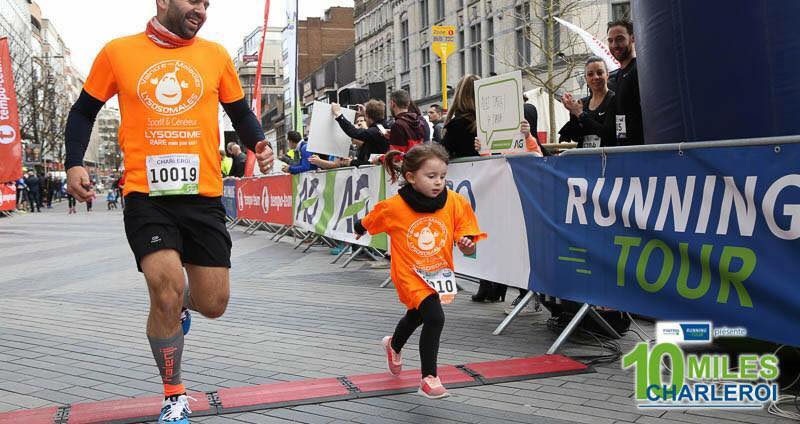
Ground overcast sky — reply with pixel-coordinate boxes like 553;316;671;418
35;0;354;77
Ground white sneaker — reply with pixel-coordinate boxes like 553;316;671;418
158;394;193;424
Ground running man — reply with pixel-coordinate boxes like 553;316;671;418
64;1;273;423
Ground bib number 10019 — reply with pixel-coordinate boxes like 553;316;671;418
149;167;197;185
146;154;200;196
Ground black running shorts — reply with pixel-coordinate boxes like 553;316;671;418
123;193;232;272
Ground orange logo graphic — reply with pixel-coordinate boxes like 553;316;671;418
407;217;448;257
138;60;204;116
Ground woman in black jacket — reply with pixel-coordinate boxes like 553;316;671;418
559;56;616;148
332;100;390;167
442;74;481;159
441;74;510;303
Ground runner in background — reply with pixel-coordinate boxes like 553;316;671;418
355;144;486;399
64;1;273;423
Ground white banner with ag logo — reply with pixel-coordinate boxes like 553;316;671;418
292;166;387;249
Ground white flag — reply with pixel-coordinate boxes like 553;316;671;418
554;17;620;72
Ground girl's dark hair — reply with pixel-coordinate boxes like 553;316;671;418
384;144;450;184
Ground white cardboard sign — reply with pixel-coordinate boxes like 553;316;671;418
475;71;525;155
307;101;356;158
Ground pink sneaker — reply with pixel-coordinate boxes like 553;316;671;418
382;336;402;375
418;375;449;399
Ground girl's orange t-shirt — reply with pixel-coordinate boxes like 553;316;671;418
361;190;487;309
83;33;244;197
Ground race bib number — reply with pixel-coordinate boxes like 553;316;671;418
146;154;199;196
616;115;627;140
583;135;601;149
415;268;458;304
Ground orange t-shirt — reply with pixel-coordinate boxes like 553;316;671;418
361;190;487;309
83;33;244;197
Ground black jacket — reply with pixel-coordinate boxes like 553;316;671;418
335;115;390;167
25;176;40;192
442;114;479;159
230;152;247;177
606;58;643;146
559;91;616;148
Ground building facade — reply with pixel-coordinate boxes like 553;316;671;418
353;0;394;105
234;26;284;130
280;6;355;147
299;47;356;132
297;7;355;82
388;0;630;109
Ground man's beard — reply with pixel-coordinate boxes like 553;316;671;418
165;9;202;39
614;46;631;62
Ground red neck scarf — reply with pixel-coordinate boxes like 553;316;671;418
146;17;194;48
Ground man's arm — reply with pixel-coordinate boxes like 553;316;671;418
335;114;372;141
65;90;105;202
65;90;105;169
222;98;274;172
221;98;264;153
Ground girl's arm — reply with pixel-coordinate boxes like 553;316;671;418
457;236;476;256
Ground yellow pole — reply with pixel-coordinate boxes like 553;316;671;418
442;59;448;109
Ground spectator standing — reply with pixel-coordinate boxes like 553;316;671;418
442;74;481;158
227;142;247;177
560;56;616;148
388;90;425;152
281;131;318;174
606;19;643;146
220;149;233;177
43;174;54;208
331;100;390;167
15;176;27;210
409;100;431;144
24;171;41;212
427;104;445;144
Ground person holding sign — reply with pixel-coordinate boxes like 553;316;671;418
442;74;481;158
331;101;390;167
354;144;486;399
559;56;617;148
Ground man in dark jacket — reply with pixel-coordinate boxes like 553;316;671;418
227;142;247;177
331;100;390;167
605;19;643;146
24;171;41;212
427;104;445;144
388;90;425;152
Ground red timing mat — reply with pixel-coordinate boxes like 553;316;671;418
0;354;591;423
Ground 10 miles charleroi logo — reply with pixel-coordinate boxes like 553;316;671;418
137;60;204;116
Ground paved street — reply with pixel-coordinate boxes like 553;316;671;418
0;202;791;423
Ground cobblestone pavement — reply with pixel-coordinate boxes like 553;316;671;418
0;202;791;423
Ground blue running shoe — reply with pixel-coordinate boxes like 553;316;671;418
158;394;192;424
180;308;191;336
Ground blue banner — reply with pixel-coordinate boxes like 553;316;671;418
222;178;237;219
508;143;800;347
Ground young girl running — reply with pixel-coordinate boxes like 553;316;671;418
355;144;486;399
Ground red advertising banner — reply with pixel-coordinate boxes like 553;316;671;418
0;183;16;211
0;38;22;183
236;175;292;225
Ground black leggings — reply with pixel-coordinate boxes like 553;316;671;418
391;294;445;377
68;196;76;208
